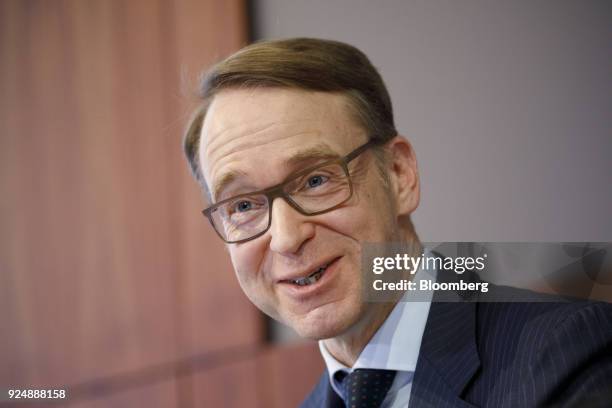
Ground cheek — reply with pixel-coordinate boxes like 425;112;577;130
330;190;395;242
229;244;282;319
229;243;266;287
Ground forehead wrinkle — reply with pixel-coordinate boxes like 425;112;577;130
214;128;320;166
204;119;277;161
207;131;321;200
203;116;324;164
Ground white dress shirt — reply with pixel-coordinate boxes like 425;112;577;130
318;255;436;407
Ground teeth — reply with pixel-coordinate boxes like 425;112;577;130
292;265;328;286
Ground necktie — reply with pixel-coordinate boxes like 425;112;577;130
339;368;396;408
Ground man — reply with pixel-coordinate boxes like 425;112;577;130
183;38;612;407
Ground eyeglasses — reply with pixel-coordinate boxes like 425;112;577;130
203;139;380;243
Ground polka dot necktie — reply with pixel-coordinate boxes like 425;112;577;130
338;368;397;408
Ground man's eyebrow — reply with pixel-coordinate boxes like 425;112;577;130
282;144;341;168
212;143;341;201
212;169;249;201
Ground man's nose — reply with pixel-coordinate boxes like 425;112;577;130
268;197;315;255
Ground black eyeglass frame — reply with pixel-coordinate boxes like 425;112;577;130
202;139;382;244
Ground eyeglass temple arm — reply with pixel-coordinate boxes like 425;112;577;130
345;139;383;163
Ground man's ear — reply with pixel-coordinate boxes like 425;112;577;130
386;136;420;216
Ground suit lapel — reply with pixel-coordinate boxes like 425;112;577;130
410;269;481;407
323;379;344;408
410;355;478;408
300;372;343;408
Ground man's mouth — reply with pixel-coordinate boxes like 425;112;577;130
280;259;338;287
291;264;329;286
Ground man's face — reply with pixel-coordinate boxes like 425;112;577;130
199;88;401;339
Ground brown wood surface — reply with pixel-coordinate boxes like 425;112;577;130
258;342;326;408
1;1;325;406
0;0;285;406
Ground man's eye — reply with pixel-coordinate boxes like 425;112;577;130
306;175;329;188
234;200;253;213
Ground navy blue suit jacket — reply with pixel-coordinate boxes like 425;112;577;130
300;274;612;407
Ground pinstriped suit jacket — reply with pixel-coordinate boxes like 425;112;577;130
300;273;612;407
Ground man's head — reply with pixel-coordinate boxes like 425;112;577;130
183;38;420;340
184;38;398;191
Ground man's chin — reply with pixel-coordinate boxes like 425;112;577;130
284;303;360;340
292;323;345;341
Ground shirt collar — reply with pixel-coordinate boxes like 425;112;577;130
319;249;437;382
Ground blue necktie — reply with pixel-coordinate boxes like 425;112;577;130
336;368;396;408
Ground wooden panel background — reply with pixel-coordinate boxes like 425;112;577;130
0;0;323;407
